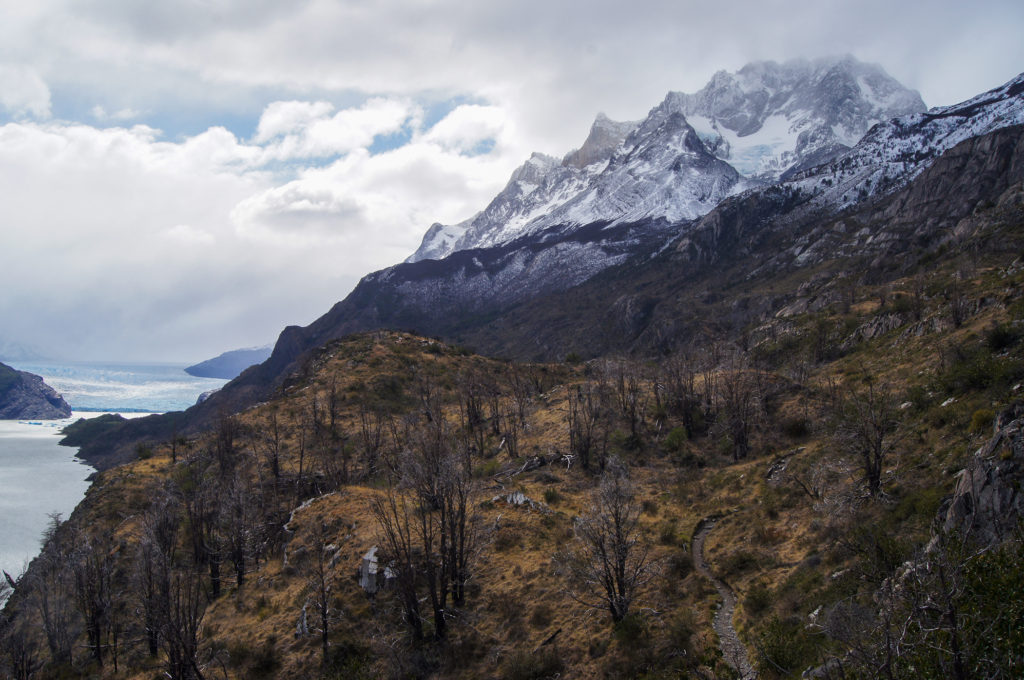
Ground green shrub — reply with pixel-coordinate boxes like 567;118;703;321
475;459;502;478
529;603;554;628
611;429;644;453
720;550;760;577
985;322;1021;352
664;426;689;452
970;408;995;433
658;520;679;545
493;527;522;552
666;550;693;579
613;612;649;645
781;416;811;438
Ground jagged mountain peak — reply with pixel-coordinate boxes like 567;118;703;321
511;152;560;181
408;55;926;264
563;114;638;169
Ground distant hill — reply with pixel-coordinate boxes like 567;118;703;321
184;346;272;379
0;361;71;419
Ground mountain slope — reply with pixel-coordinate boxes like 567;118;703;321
185;346;273;380
458;123;1024;360
64;70;1024;470
272;71;1024;366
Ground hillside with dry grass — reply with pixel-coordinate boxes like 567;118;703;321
4;122;1024;678
4;213;1024;678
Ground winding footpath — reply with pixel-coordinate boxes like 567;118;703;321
692;517;758;679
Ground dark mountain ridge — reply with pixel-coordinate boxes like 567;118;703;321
185;346;272;380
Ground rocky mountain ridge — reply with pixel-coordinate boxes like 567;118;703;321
410;55;924;263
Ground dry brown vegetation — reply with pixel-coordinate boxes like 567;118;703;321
4;227;1024;679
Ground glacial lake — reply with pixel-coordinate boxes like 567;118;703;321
0;361;228;605
0;416;93;591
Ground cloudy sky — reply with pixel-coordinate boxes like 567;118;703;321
1;0;1021;363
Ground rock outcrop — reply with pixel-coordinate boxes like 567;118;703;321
0;361;72;419
940;402;1024;546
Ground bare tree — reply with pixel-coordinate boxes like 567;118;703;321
835;375;901;497
568;383;609;471
607;359;647;436
372;419;480;641
27;513;77;666
71;530;119;669
717;353;759;461
0;609;41;680
220;471;263;588
134;492;179;657
357;402;389;479
371;490;423;641
162;568;206;680
560;461;653;623
304;520;341;664
255;409;284;481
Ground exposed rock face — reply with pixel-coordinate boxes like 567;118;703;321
941;403;1024;546
0;362;72;419
562;113;638;169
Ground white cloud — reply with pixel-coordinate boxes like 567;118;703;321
254;97;418;161
163;224;216;245
0;65;52;119
254;100;335;142
0;99;524;361
90;105;142;121
234;104;523;254
422;104;508;153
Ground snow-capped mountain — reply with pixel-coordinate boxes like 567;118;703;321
409;101;743;263
409;55;924;263
788;71;1024;212
409;115;640;263
682;55;925;179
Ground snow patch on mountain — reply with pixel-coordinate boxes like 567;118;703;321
678;55;926;180
788;71;1024;213
408;56;926;264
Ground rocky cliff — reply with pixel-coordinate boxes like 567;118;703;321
941;403;1024;546
0;362;72;419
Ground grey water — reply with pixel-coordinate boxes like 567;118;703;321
0;416;92;595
